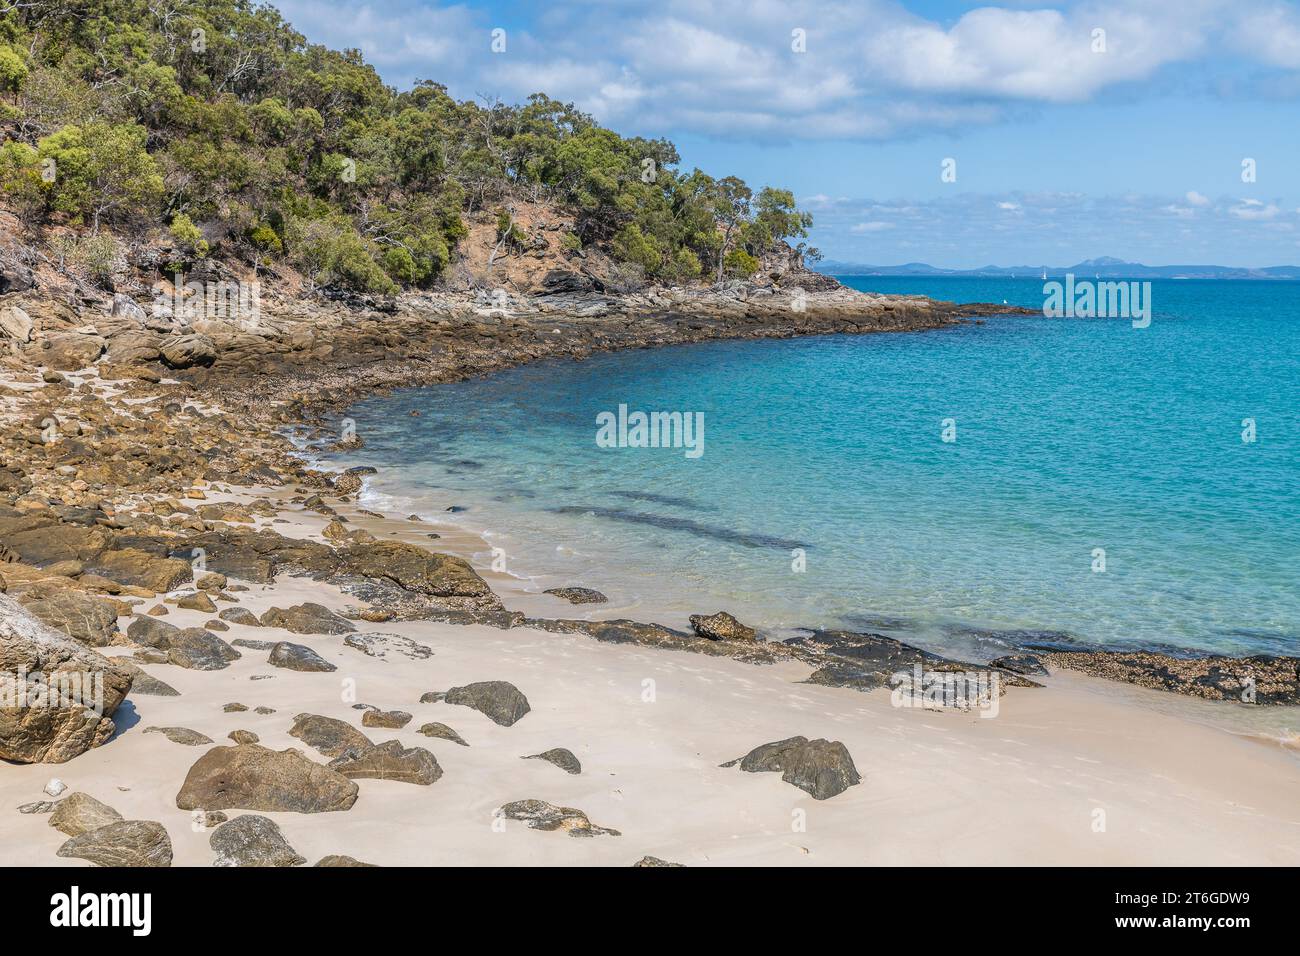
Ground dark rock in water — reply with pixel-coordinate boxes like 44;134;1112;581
723;736;861;800
434;680;531;726
689;611;757;642
315;854;378;867
1036;649;1300;705
522;747;581;775
361;709;411;729
56;820;173;867
175;744;359;813
990;653;1050;677
260;602;354;635
544;587;608;605
499;799;619;837
268;641;336;672
417;722;468;746
328;740;442;785
633;856;684;867
144;726;213;746
49;792;123;836
210;814;305;867
288;714;373;758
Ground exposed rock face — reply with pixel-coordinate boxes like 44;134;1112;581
361;709;411;729
160;333;217;369
328;740;442;785
38;331;105;370
260;602;354;634
17;588;120;647
499;799;620;837
144;726;214;746
1036;649;1300;705
175;744;360;813
416;722;468;746
56;820;173;867
429;680;530;727
49;792;124;836
0;304;33;342
689;611;757;642
335;540;499;608
210;814;305;867
288;713;372;758
86;548;192;593
522;748;581;775
722;736;861;800
544;587;608;605
268;641;336;672
0;593;133;763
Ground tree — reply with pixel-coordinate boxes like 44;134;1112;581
711;176;752;283
37;122;163;229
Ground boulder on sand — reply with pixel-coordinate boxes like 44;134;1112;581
175;743;359;813
17;588;120;647
49;792;124;836
55;820;173;867
259;602;354;635
209;814;305;867
0;594;133;763
425;680;530;727
328;740;442;785
288;714;372;758
268;641;336;672
499;799;620;837
522;748;581;775
722;736;861;800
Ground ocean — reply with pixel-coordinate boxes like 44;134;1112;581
323;276;1299;661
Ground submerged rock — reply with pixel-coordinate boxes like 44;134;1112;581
723;736;861;800
544;587;608;605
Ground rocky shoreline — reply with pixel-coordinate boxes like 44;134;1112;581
1;277;1298;865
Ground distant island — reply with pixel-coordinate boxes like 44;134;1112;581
816;256;1300;280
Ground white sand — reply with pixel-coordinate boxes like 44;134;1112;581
3;489;1298;866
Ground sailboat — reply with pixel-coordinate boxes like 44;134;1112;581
1040;267;1047;280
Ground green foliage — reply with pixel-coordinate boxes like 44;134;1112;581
724;248;760;279
169;212;210;257
0;0;809;291
49;232;127;285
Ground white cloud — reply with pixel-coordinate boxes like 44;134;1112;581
851;221;895;232
1185;190;1211;206
1230;201;1282;220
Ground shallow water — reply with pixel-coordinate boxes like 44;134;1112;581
324;276;1299;660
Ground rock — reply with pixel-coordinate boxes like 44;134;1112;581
633;856;684;867
223;702;248;712
990;654;1050;677
108;657;179;696
1035;649;1300;704
499;799;619;837
432;680;530;727
544;587;608;605
56;820;173;867
335;540;498;607
689;611;757;642
144;726;213;746
288;714;373;758
205;618;230;631
343;631;433;660
228;730;258;744
231;638;275;650
0;594;133;763
49;792;123;836
218;607;261;626
110;293;148;323
361;709;411;729
722;736;861;800
44;778;67;797
268;641;336;672
195;572;228;591
160;333;217;369
38;331;106;370
19;801;56;813
328;740;442;785
126;616;239;670
314;854;377;867
209;814;305;867
416;722;468;746
17;588;119;647
87;548;192;592
260;602;354;634
177;590;217;613
0;305;33;343
522;748;581;775
175;744;359;813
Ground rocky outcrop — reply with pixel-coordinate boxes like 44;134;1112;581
126;617;240;670
56;820;173;867
722;736;861;800
209;814;305;867
268;641;336;672
0;593;133;763
17;587;120;647
175;743;360;812
425;680;530;727
335;540;500;609
689;611;757;642
1036;648;1300;705
287;713;373;758
260;602;354;634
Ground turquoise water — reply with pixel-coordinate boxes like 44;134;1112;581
329;277;1299;659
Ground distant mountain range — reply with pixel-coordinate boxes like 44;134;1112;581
816;256;1300;280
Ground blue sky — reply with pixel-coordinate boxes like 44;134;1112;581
274;0;1300;267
